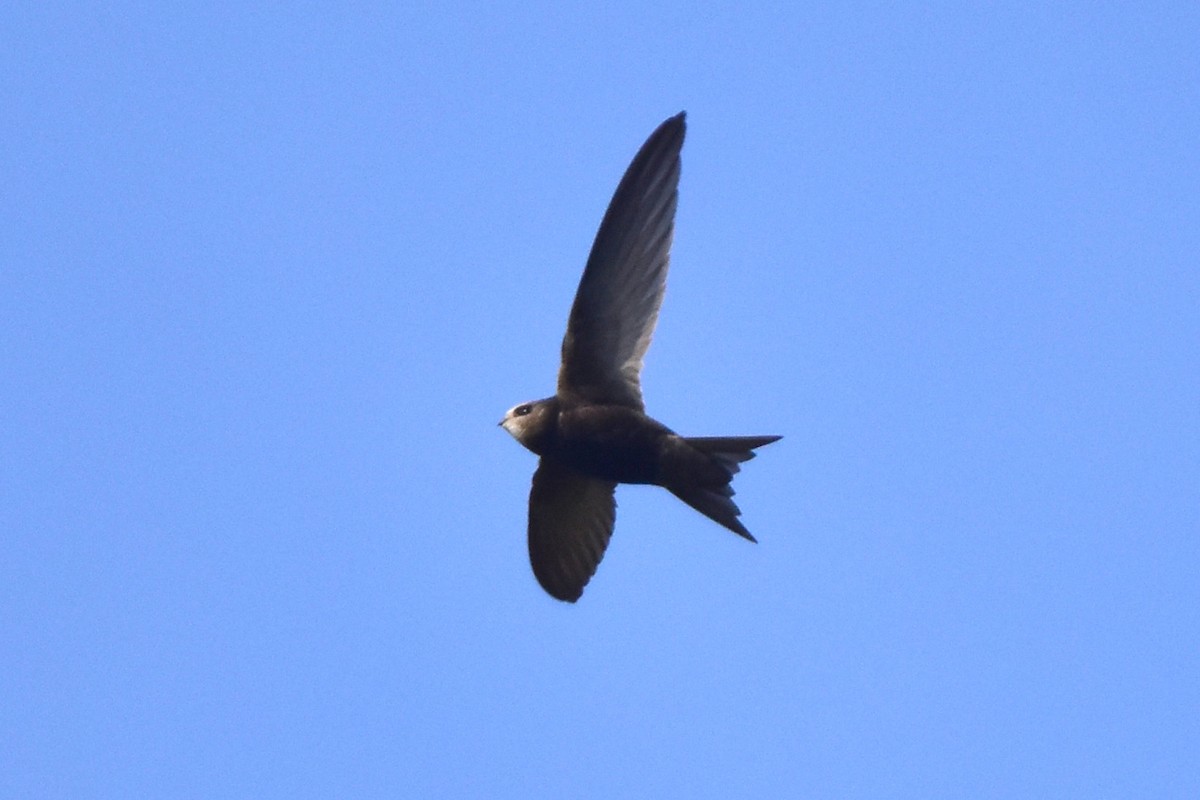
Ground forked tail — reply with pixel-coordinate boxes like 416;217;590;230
668;435;781;542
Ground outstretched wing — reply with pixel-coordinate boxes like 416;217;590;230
557;112;685;411
527;458;617;603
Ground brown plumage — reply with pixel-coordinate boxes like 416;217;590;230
500;113;781;602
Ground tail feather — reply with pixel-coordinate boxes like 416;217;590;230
669;484;757;541
669;435;781;541
685;435;782;475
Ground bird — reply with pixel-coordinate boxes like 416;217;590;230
500;111;781;602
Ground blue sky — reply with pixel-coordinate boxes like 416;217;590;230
3;3;1197;797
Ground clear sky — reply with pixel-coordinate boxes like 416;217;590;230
3;3;1197;797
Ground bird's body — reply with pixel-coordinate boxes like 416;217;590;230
508;397;670;484
501;112;780;602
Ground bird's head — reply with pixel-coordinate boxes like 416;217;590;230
499;397;557;454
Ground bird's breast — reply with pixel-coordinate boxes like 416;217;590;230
551;404;673;485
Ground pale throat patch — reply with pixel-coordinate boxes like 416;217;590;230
501;406;534;441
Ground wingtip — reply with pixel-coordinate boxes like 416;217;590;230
657;111;686;138
535;574;584;603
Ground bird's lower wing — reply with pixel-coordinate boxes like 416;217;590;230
528;459;617;603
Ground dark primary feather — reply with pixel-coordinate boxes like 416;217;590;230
527;458;617;603
557;112;686;411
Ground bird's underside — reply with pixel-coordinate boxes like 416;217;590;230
500;111;781;603
526;430;781;602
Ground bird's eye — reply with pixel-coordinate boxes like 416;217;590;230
514;404;533;417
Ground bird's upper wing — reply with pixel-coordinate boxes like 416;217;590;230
557;112;685;411
527;458;617;603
